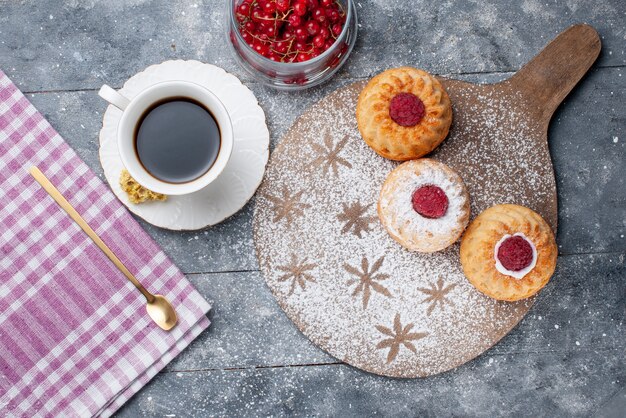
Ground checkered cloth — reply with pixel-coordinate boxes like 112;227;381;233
0;70;211;417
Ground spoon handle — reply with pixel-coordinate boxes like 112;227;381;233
29;166;155;303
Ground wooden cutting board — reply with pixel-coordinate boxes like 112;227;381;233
253;24;600;377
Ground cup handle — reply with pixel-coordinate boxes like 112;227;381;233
98;84;130;111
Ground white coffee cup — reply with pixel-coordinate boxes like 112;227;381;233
98;81;233;195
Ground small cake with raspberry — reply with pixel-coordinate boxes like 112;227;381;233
356;67;452;161
460;204;558;301
378;159;470;252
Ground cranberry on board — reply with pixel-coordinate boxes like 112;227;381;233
235;0;346;63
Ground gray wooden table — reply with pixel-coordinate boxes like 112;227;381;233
1;1;624;416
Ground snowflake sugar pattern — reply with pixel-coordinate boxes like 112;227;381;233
336;201;377;238
344;256;392;309
375;314;428;363
309;133;353;177
417;276;458;316
276;254;317;296
264;186;311;224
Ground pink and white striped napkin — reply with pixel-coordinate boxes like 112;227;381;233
0;70;211;417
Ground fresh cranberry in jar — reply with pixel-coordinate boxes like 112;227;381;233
312;7;327;23
305;20;320;35
327;8;340;22
287;14;302;27
293;1;308;16
234;0;349;65
295;27;308;41
261;1;276;13
313;34;326;48
276;0;291;13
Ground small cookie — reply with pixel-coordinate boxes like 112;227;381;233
378;159;470;252
357;67;452;161
460;204;558;301
120;169;167;204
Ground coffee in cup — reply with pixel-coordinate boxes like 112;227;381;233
98;81;233;195
134;97;221;183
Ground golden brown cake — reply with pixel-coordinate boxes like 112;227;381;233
356;67;452;161
460;204;557;301
120;169;167;204
378;159;470;253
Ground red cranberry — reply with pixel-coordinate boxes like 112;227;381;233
324;38;334;50
256;42;271;55
307;0;319;8
244;21;256;32
241;31;253;44
262;1;276;13
411;185;449;219
313;34;325;48
251;8;264;22
497;236;534;271
294;27;308;40
296;52;311;62
264;25;277;37
318;26;330;39
287;13;302;27
293;1;308;16
312;7;327;23
237;2;251;16
268;52;281;61
331;23;342;36
327;8;340;22
305;20;320;35
276;0;291;13
320;0;333;6
273;40;289;54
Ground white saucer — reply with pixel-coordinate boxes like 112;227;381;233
99;60;269;230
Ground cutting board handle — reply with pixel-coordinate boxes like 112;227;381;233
507;24;601;124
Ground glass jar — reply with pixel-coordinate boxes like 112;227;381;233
227;0;358;90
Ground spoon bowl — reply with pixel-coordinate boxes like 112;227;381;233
146;295;178;331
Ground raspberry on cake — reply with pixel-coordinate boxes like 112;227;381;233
378;159;470;253
356;67;452;161
495;233;537;279
389;93;426;127
412;185;449;219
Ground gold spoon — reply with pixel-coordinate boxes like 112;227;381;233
29;166;177;331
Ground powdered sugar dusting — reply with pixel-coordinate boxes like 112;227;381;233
433;80;557;228
254;80;556;378
379;160;468;251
